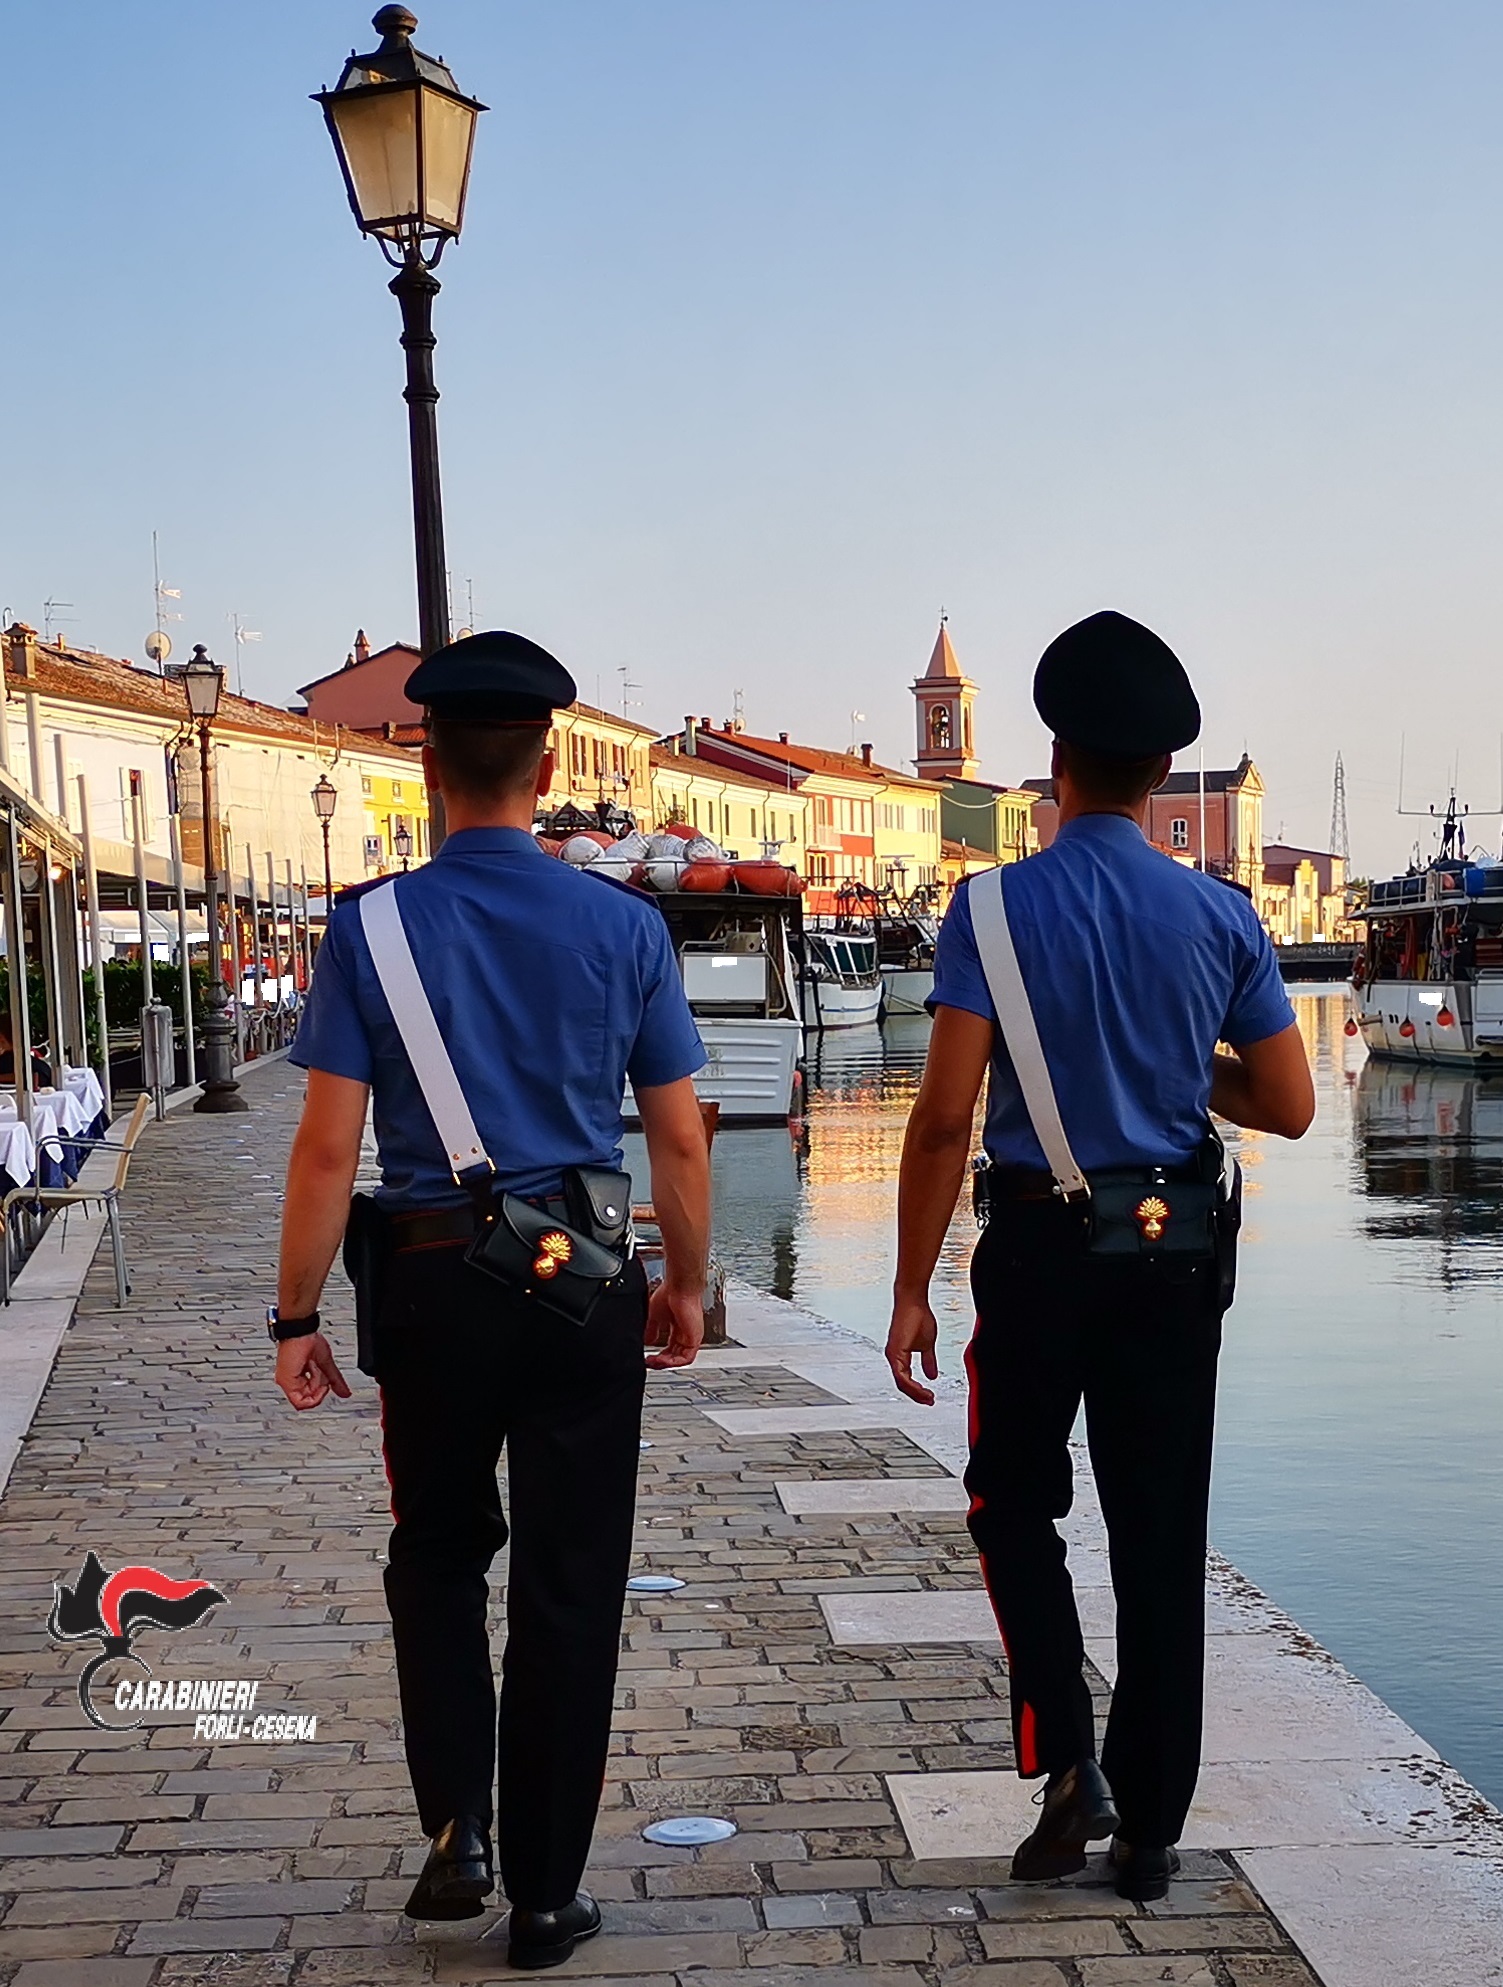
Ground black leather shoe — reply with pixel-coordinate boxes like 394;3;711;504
507;1892;603;1970
1110;1837;1181;1902
403;1816;495;1921
1010;1760;1121;1882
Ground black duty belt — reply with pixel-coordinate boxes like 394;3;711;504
391;1195;566;1254
984;1159;1206;1203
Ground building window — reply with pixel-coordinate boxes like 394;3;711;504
1171;818;1189;850
391;780;402;799
361;775;373;795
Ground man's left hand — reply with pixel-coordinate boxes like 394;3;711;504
274;1332;352;1411
645;1282;704;1369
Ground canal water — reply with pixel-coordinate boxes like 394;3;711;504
664;990;1503;1809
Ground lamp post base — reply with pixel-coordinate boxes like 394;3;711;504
194;984;248;1115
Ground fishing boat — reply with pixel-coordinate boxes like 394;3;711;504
630;887;805;1123
875;894;939;1016
799;912;884;1030
1352;797;1503;1067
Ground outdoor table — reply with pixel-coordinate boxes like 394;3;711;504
0;1117;36;1191
61;1066;107;1134
0;1092;81;1187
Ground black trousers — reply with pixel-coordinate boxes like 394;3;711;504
376;1246;648;1910
965;1201;1224;1850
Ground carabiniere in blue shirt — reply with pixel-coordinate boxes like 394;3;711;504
929;813;1295;1173
290;827;706;1210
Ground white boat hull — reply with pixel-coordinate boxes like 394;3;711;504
880;965;933;1016
1355;979;1503;1066
801;978;884;1029
629;1016;804;1124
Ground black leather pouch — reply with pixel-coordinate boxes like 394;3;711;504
465;1191;627;1325
342;1192;393;1377
1083;1129;1234;1267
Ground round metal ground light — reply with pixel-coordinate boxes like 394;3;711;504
642;1816;738;1846
626;1575;685;1593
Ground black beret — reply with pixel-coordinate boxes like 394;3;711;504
1033;610;1200;758
405;630;576;725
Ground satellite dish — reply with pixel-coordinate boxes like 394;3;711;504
145;631;172;664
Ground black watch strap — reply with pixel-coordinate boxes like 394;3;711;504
268;1307;320;1342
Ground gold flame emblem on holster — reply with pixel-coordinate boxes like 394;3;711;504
1133;1195;1170;1242
533;1232;574;1280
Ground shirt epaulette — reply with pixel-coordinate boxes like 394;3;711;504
333;876;392;908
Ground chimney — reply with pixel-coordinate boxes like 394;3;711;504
354;628;371;664
683;716;698;756
6;622;39;681
860;742;873;767
778;731;789;744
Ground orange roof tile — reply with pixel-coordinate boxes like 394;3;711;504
9;640;421;764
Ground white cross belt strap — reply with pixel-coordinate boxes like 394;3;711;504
968;865;1091;1200
359;882;493;1181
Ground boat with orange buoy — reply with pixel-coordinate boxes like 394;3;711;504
537;812;807;1121
1350;796;1503;1066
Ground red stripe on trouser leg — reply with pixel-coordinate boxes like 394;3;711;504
966;1316;1041;1779
377;1385;398;1522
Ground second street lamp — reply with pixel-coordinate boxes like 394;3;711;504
393;819;413;870
311;775;338;925
315;6;484;857
177;646;247;1115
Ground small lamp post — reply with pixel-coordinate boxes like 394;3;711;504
179;646;247;1114
312;775;338;919
315;9;484;860
393;819;413;870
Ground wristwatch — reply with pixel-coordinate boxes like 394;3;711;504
267;1305;320;1343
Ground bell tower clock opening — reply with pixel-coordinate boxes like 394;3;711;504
912;615;979;780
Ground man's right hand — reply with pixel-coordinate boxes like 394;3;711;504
645;1283;704;1370
275;1332;352;1412
886;1294;940;1406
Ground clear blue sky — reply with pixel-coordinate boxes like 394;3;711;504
5;1;1503;870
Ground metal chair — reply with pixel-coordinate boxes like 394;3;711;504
0;1093;152;1306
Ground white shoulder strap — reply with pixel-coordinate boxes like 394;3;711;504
968;866;1090;1199
358;883;492;1180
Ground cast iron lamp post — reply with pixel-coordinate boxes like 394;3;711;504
311;775;338;921
179;646;247;1115
393;819;413;870
315;7;484;849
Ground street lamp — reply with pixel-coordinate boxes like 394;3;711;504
393;819;413;870
314;7;484;676
177;645;247;1115
311;775;338;923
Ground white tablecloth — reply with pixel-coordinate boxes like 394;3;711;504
62;1068;106;1122
0;1093;80;1168
0;1118;36;1187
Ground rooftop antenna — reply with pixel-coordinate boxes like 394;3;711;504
43;597;75;642
849;708;867;752
617;665;642;718
1329;750;1349;864
231;612;262;697
732;687;745;732
150;531;182;673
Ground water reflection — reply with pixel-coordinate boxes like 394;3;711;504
1354;1062;1503;1276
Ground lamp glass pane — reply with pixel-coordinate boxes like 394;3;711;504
330;87;420;230
420;87;476;230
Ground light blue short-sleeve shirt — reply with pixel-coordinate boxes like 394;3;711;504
929;813;1295;1171
290;827;705;1209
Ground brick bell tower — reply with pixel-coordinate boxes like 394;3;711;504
912;615;979;780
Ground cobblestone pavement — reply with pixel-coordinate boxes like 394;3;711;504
0;1064;1320;1987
